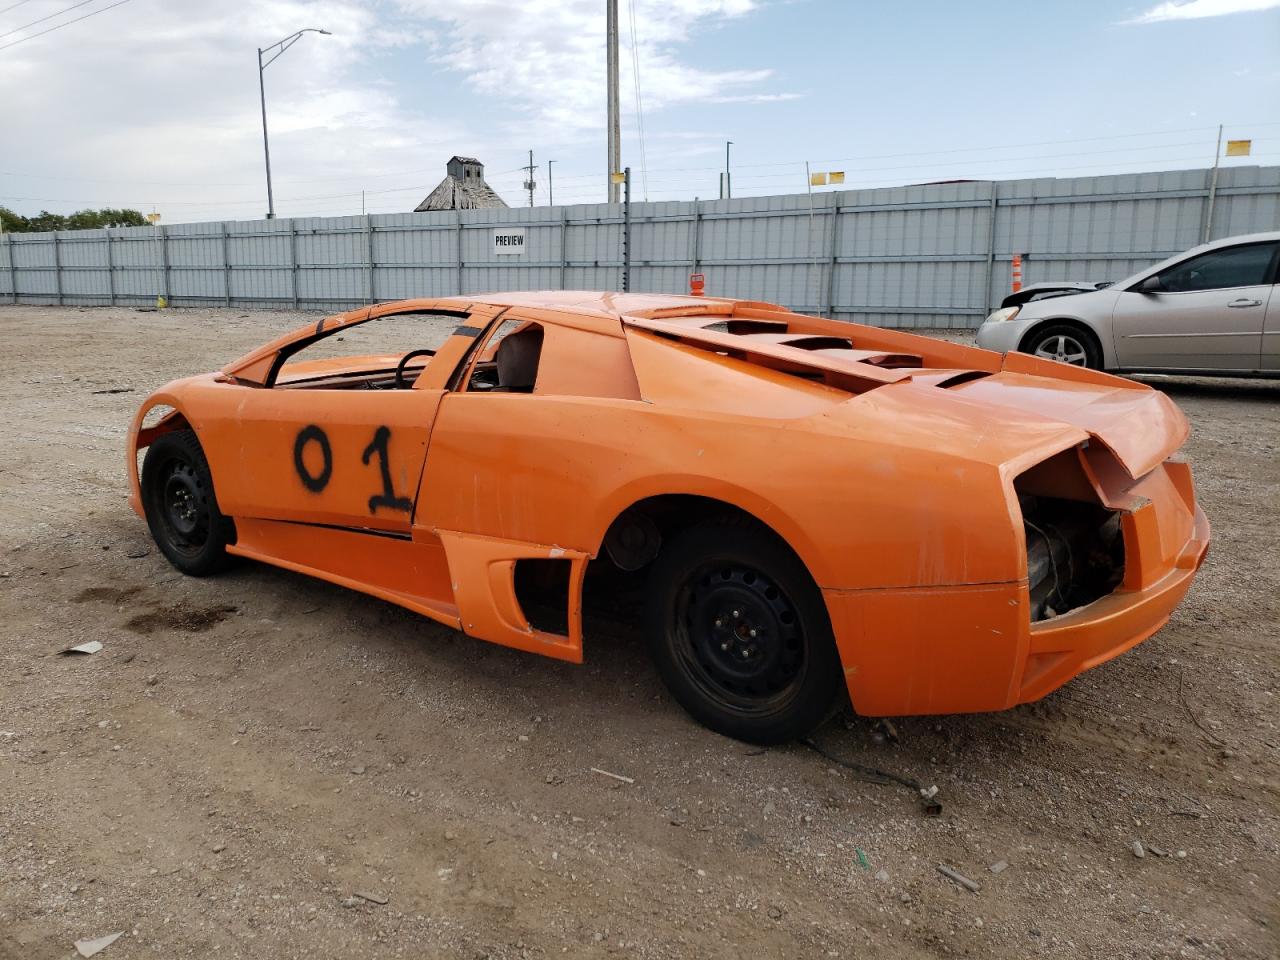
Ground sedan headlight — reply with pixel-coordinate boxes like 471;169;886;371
984;306;1021;324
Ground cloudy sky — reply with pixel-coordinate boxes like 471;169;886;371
1;0;1278;222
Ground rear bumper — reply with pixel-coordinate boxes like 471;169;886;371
824;503;1209;718
1016;505;1208;703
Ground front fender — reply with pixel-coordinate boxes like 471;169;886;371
125;381;203;517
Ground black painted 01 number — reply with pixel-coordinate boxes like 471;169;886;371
361;425;413;515
293;423;412;515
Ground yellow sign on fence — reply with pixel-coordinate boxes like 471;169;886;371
1225;140;1252;157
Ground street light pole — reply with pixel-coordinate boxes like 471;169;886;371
258;28;331;219
725;140;733;200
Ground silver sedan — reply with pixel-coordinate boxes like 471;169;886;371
976;231;1280;376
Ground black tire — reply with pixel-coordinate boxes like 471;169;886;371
1022;322;1103;369
645;520;842;745
140;429;235;576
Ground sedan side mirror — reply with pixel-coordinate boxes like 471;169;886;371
1137;275;1163;294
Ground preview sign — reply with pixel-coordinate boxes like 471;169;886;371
493;228;527;255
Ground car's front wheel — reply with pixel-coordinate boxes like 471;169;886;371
1023;323;1102;369
645;520;842;744
141;429;235;576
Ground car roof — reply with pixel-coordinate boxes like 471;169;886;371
1199;230;1280;251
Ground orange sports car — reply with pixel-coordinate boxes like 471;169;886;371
127;292;1209;744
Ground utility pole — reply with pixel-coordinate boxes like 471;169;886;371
606;0;621;203
724;140;733;200
1203;123;1223;243
547;160;555;206
622;167;631;292
522;149;538;208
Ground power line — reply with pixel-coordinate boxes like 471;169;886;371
0;0;103;40
2;124;1272;193
626;0;649;201
0;0;37;16
0;0;132;51
4;148;1275;217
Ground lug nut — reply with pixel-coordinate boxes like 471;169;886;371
732;609;740;618
749;629;758;638
720;642;730;651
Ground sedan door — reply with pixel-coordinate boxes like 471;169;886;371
1111;240;1277;371
1264;283;1280;371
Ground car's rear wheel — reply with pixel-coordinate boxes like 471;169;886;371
141;429;234;576
645;520;842;745
1023;323;1102;369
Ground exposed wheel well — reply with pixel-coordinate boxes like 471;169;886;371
1018;318;1104;361
597;494;806;574
138;405;193;445
134;405;194;484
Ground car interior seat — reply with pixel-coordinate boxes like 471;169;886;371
493;325;544;393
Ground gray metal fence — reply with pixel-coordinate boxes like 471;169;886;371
3;165;1277;328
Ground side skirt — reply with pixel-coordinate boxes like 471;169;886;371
227;517;461;629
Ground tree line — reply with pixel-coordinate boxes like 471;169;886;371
1;207;150;233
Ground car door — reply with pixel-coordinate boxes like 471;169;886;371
207;308;485;535
1264;280;1280;371
1111;240;1277;371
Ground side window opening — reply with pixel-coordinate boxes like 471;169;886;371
1154;242;1278;293
275;311;465;390
459;316;641;401
466;319;545;393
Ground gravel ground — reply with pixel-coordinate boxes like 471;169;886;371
0;306;1277;960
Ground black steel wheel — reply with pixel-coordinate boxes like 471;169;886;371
141;429;234;576
646;520;842;744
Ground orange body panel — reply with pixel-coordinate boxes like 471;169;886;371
127;291;1210;717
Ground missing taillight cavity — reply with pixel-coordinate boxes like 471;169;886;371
1019;495;1124;621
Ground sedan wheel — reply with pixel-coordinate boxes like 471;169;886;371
1023;323;1102;370
1034;333;1089;365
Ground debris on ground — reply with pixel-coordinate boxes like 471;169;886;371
872;718;900;743
803;734;943;816
352;890;389;905
1132;840;1146;859
989;860;1009;874
937;865;981;894
74;932;123;957
60;641;102;655
590;766;634;784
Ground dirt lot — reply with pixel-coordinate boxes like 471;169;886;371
1;305;1276;960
